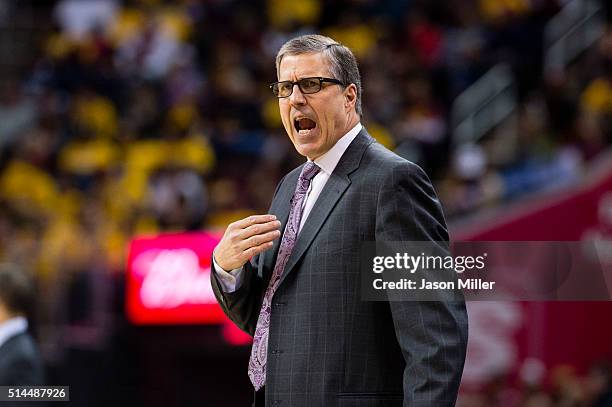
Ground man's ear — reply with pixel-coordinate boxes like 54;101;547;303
344;84;357;110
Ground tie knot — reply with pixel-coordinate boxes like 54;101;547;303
300;162;320;182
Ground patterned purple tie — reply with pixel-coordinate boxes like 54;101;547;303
248;161;320;390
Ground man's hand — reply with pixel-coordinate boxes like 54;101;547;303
214;214;282;271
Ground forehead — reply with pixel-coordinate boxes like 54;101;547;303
278;52;332;80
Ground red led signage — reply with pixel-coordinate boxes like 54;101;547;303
126;231;227;325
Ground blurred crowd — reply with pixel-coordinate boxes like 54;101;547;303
1;0;611;273
0;0;611;404
459;361;612;407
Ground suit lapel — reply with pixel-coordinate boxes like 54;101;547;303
276;128;375;288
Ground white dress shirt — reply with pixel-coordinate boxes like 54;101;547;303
0;316;28;349
214;123;363;292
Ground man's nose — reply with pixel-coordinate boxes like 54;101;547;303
289;83;306;106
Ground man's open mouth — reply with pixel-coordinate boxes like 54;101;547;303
294;117;317;134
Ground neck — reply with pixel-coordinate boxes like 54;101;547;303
330;115;359;147
345;112;360;133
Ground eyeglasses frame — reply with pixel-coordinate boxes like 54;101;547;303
269;77;345;98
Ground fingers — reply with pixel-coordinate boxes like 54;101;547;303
233;214;277;230
240;229;282;251
241;219;282;240
242;240;275;260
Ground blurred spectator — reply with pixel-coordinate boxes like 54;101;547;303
54;0;118;42
550;365;584;406
0;263;45;386
0;78;37;151
584;362;612;407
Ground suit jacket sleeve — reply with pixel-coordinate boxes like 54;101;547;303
210;175;287;337
211;257;263;336
375;161;468;406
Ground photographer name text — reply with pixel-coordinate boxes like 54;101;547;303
373;278;495;290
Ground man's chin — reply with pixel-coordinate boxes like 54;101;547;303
296;145;322;161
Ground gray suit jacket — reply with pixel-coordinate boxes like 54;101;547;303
212;129;468;406
0;332;45;386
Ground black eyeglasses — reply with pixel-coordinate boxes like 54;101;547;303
270;77;344;98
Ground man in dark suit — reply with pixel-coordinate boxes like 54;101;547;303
0;263;45;386
211;34;468;406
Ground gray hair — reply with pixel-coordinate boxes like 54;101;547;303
275;34;362;116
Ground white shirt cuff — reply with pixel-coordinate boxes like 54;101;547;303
212;253;244;293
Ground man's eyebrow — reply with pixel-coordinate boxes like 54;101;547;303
278;75;322;80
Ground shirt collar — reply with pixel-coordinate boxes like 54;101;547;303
0;316;28;349
312;122;362;175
